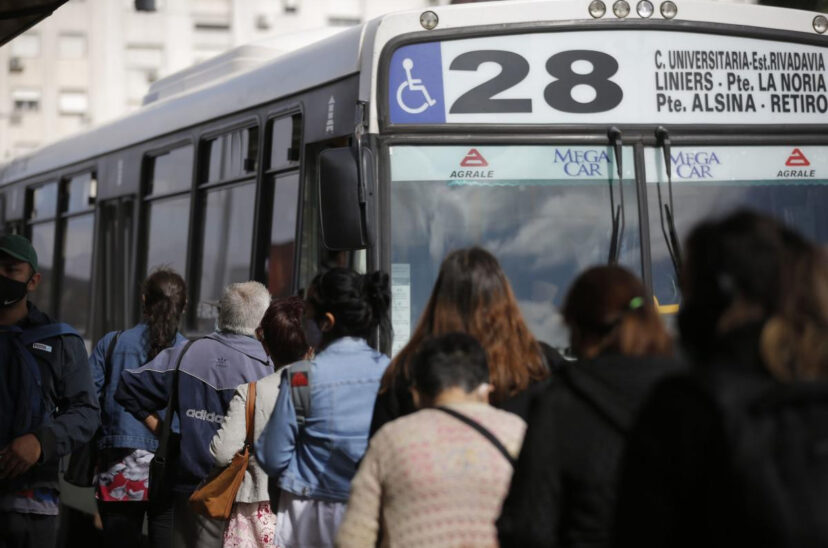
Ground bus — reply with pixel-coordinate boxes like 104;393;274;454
1;0;827;360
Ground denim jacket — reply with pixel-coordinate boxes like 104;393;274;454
255;337;390;502
90;324;185;452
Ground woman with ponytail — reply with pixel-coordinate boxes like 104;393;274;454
90;268;187;548
256;268;391;547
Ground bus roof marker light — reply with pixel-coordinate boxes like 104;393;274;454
814;15;828;34
588;0;606;18
613;0;630;18
660;1;677;19
420;10;439;30
637;0;654;18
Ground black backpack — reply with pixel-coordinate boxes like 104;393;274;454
711;371;828;547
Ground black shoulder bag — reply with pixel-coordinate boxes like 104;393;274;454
148;338;199;502
64;331;121;488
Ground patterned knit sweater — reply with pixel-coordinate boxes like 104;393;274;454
336;402;526;548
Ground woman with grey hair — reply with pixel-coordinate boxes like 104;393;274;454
117;281;275;548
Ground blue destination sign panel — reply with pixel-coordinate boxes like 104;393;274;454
387;30;828;125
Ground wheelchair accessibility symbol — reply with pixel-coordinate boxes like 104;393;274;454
396;58;437;114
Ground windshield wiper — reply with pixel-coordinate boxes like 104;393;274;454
655;127;682;279
607;127;625;265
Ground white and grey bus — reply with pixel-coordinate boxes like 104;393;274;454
1;0;827;359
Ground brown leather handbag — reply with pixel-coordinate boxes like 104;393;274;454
189;381;257;519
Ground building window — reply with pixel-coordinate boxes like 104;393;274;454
58;33;87;58
125;44;164;67
10;34;40;58
12;89;41;112
58;90;88;115
327;16;361;27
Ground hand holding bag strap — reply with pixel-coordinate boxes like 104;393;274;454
156;338;199;459
436;406;516;467
244;381;256;448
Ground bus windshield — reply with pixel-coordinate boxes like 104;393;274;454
646;145;828;309
389;145;637;352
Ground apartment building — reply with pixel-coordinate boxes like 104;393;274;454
0;0;442;161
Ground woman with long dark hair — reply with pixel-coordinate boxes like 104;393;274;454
498;265;678;548
371;247;549;434
255;268;391;546
90;268;187;548
614;211;828;547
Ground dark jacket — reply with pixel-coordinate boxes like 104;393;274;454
612;327;826;548
91;323;186;452
115;331;272;493
497;354;681;548
0;303;99;493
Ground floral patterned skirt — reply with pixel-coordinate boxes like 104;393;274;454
223;501;278;548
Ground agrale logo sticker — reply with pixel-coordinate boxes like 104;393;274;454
779;148;815;178
450;149;494;178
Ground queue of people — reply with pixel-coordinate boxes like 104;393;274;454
2;207;828;548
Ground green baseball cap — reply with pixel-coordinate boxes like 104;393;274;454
0;234;38;272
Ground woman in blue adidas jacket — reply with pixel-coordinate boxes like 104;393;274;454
256;268;391;547
90;268;186;548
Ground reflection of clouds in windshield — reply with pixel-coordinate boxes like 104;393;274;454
519;299;568;348
486;190;626;272
488;193;603;271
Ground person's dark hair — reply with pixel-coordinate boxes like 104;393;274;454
260;296;309;366
382;247;546;404
306;268;390;343
142;268;187;360
679;209;828;380
411;333;489;402
563;265;672;359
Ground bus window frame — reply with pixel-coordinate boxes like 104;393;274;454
138;139;197;328
57;170;97;337
374;131;828;354
254;109;304;293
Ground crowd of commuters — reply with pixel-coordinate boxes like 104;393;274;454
2;208;828;548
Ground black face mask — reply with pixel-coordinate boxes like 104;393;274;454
0;274;29;308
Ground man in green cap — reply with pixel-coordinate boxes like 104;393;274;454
0;234;99;548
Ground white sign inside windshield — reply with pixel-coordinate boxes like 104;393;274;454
387;30;828;125
390;146;635;181
644;145;828;182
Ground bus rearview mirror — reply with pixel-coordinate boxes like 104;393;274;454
318;147;369;251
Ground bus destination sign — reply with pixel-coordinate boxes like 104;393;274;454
386;30;828;125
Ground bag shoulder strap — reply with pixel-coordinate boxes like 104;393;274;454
103;331;122;388
436;406;516;468
156;338;200;458
244;381;256;447
289;360;313;426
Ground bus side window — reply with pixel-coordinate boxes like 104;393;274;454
260;113;302;297
142;145;194;280
58;172;96;344
194;126;259;333
27;182;58;315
